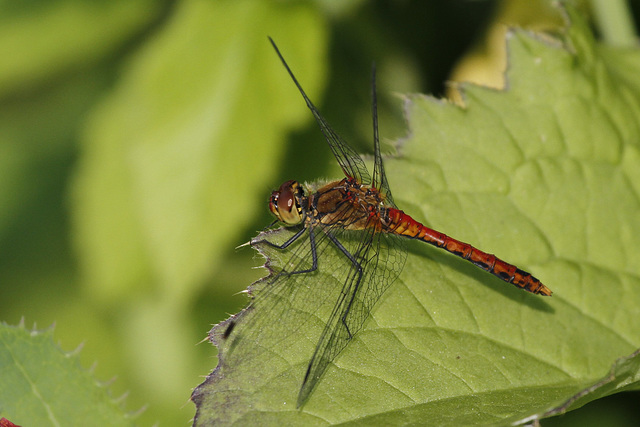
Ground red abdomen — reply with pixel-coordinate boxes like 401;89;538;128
384;208;552;296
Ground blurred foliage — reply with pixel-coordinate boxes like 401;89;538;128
1;0;639;425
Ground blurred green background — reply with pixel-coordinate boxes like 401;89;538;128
1;0;639;425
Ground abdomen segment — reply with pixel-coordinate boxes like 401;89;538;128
386;208;552;296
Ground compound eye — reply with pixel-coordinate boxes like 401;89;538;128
269;180;303;225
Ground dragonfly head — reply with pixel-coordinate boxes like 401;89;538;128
270;180;305;225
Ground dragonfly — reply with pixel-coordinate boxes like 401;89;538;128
222;38;552;409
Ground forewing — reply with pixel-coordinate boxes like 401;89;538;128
370;63;396;207
269;37;371;185
218;227;344;361
215;222;378;403
297;224;407;406
311;106;371;185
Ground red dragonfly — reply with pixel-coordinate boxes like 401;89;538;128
222;38;552;408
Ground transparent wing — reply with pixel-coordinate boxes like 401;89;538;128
269;37;371;186
296;221;406;406
218;225;346;364
370;63;396;207
219;39;406;406
218;211;406;406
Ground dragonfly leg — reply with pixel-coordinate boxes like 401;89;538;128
255;226;306;250
325;232;364;339
255;226;319;275
224;229;318;343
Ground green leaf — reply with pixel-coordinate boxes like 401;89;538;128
193;5;640;425
0;322;133;426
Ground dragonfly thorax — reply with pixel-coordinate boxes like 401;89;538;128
269;180;306;225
